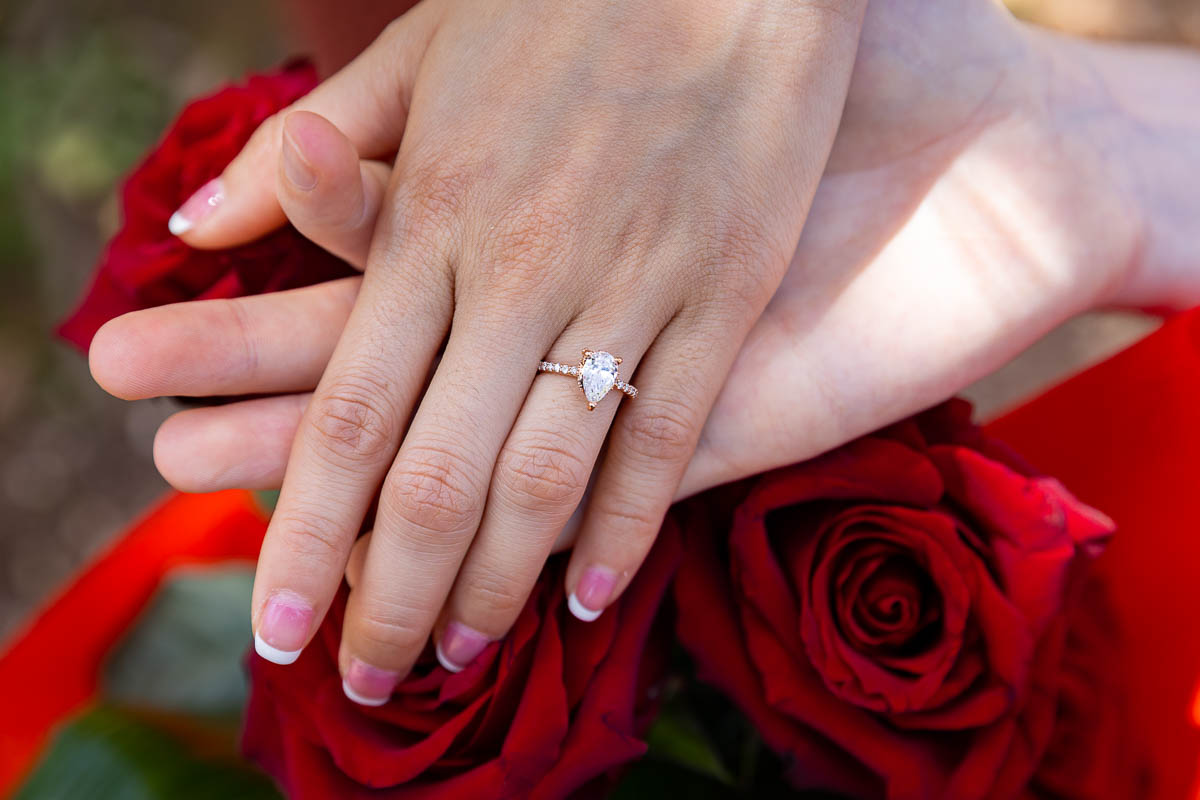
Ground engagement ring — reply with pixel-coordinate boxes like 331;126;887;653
538;350;637;410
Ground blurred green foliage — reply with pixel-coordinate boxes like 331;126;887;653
103;567;256;719
0;27;169;205
0;1;279;350
0;14;172;359
14;567;278;799
0;0;283;648
13;706;281;800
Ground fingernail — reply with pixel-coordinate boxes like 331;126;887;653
568;566;618;623
254;591;313;665
342;659;400;706
435;622;491;673
281;128;317;191
168;177;224;235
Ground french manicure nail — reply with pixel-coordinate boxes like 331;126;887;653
281;128;318;191
568;566;618;622
436;622;491;673
343;659;400;706
254;591;314;665
167;177;224;235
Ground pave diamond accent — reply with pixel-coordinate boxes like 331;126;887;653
540;361;580;377
580;351;618;404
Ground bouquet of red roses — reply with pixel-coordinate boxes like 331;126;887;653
10;62;1192;800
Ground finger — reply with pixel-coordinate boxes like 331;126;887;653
345;531;368;590
340;520;579;594
246;160;460;662
89;277;360;400
248;176;453;662
337;316;560;703
278;111;390;269
169;4;440;248
566;320;735;621
154;393;310;492
347;492;583;598
250;253;454;671
432;331;653;672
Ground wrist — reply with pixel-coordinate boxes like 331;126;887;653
1019;28;1200;311
980;24;1144;317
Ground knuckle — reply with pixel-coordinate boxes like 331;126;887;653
353;605;429;656
463;569;528;620
210;298;259;378
491;195;575;271
691;206;788;312
494;435;590;511
275;507;349;567
466;191;579;299
309;377;396;462
384;446;483;538
394;158;473;242
584;497;666;558
606;200;666;270
624;400;698;464
595;502;664;538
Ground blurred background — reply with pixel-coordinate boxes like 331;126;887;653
0;0;1193;640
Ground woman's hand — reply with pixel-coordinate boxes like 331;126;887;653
90;0;1200;700
150;0;867;701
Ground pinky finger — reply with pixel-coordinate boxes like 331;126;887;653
564;334;722;621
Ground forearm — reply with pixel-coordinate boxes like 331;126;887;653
686;10;1199;498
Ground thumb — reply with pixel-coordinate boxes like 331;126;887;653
170;5;438;249
277;110;392;270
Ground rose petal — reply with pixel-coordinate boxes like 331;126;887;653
531;521;683;799
672;511;891;797
929;447;1113;636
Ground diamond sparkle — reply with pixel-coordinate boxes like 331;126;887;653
580;351;618;404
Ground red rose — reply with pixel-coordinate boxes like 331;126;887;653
1023;574;1151;800
58;61;356;351
241;528;680;799
673;400;1113;800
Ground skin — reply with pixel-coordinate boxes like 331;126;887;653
89;1;1200;699
122;0;870;701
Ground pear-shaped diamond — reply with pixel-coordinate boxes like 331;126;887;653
580;351;618;404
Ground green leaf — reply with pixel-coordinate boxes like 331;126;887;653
253;491;279;515
644;700;736;786
103;566;255;719
13;706;281;800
